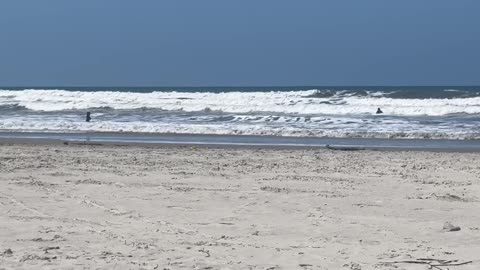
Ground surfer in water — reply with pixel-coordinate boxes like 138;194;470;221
376;108;383;114
86;112;92;122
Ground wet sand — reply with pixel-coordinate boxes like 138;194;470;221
1;143;479;269
2;132;480;152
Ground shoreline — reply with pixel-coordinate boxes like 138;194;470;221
1;131;480;152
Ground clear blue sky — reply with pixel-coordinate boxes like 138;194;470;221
1;0;479;86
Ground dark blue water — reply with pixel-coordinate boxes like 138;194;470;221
2;86;480;98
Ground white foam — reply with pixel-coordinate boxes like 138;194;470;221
1;115;479;140
1;89;480;116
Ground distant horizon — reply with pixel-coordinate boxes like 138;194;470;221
1;85;480;88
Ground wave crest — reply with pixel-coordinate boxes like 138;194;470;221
1;89;480;116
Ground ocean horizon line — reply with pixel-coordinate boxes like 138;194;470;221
1;85;480;89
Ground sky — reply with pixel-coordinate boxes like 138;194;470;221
0;0;479;86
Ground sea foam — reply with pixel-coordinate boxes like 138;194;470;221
1;89;480;116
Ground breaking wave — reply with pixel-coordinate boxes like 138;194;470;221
0;87;479;139
1;89;480;116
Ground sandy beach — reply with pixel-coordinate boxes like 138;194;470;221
1;143;479;269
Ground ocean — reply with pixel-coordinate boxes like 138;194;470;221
1;86;479;140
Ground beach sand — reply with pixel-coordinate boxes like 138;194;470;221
0;143;479;269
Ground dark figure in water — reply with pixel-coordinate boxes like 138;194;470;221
86;112;91;122
376;108;383;114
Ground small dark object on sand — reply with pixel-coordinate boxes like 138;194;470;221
443;221;461;232
86;112;91;122
326;145;365;151
2;248;13;256
376;108;383;114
